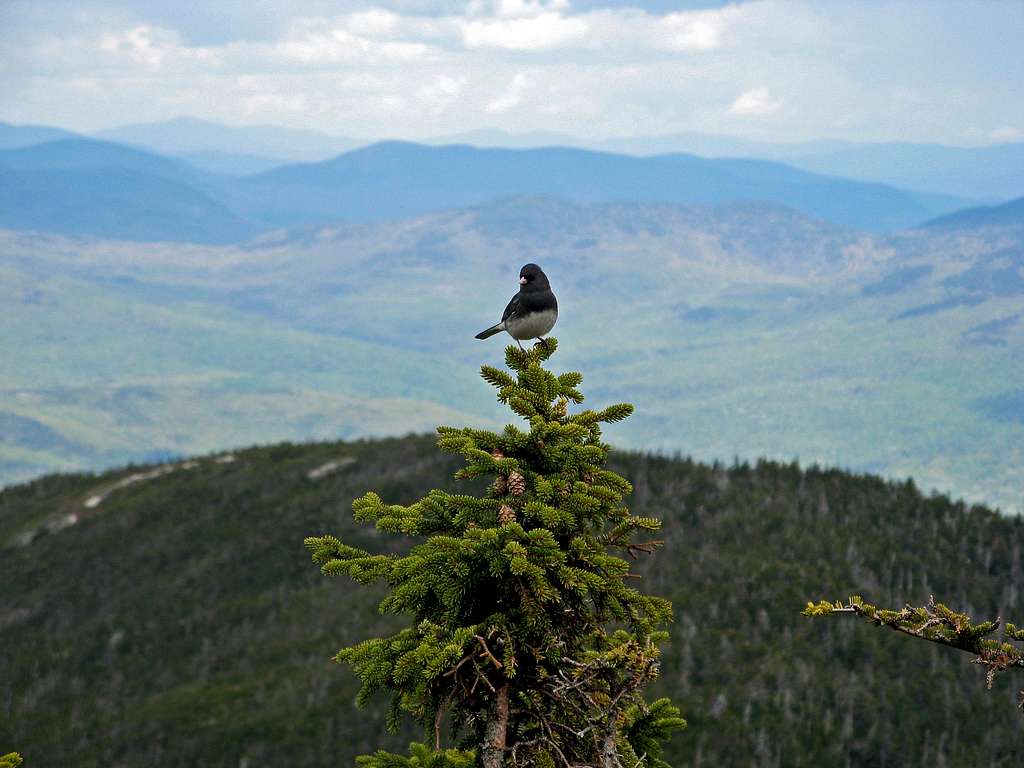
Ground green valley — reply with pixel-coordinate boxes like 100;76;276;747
2;199;1022;511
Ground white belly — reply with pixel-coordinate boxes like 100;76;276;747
507;309;557;340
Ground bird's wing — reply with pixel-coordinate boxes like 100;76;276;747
500;292;522;323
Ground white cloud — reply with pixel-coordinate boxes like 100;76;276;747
95;25;220;70
466;0;571;19
461;12;588;50
274;20;433;64
242;91;309;117
98;26;171;68
658;7;743;52
486;72;533;113
418;74;467;115
345;9;401;37
989;126;1022;143
729;87;783;117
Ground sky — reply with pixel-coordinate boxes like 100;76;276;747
1;0;1022;145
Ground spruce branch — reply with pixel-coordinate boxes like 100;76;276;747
804;595;1024;706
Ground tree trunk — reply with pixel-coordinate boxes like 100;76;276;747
600;731;623;768
481;684;510;768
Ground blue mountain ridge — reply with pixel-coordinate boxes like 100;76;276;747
0;165;253;244
924;196;1024;230
0;138;213;186
242;141;972;232
0;121;80;150
0;135;994;243
786;142;1024;201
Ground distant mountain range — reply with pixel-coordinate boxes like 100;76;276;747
237;141;968;232
4;117;1022;197
430;128;1023;200
0;131;990;242
0;139;252;243
435;128;856;159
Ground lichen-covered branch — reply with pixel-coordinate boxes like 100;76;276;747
507;634;669;768
805;595;1024;709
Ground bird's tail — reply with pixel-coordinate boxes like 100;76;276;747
475;324;503;340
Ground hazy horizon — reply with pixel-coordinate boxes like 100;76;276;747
9;114;1024;152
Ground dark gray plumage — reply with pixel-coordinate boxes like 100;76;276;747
475;263;558;349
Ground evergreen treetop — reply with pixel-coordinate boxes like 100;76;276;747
306;339;684;767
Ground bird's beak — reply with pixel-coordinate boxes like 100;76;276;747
520;276;527;285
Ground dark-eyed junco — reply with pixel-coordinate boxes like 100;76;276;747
475;263;558;349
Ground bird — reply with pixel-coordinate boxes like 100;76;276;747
475;263;558;349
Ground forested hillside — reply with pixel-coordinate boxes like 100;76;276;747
2;436;1020;766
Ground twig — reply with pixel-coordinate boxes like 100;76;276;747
476;634;504;669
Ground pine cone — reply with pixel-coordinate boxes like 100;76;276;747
491;449;504;459
508;471;526;496
492;475;508;495
498;504;517;525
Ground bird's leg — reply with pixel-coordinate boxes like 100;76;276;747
537;337;550;351
516;338;525;350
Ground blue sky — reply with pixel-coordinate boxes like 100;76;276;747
1;0;1021;144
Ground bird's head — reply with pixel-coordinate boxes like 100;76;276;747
519;263;549;290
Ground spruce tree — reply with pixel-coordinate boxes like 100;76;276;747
306;339;684;767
